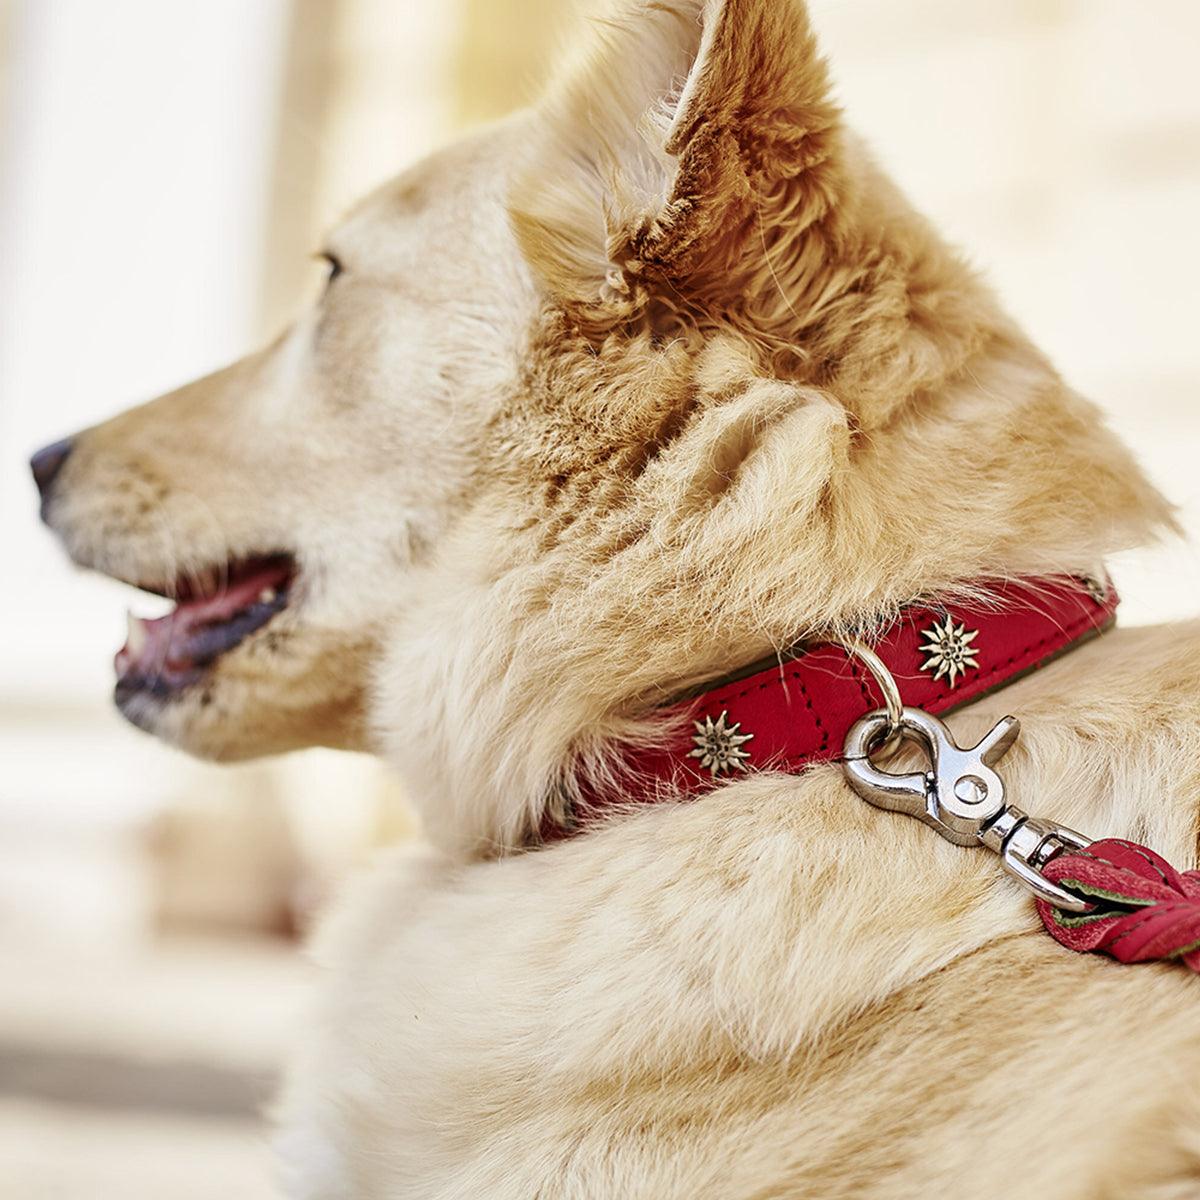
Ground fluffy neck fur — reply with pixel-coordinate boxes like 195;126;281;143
377;0;1173;856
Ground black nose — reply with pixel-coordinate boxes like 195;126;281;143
30;437;73;501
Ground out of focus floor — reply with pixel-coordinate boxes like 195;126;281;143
0;934;309;1199
1;1102;277;1200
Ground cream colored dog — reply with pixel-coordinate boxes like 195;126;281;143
33;1;1200;1196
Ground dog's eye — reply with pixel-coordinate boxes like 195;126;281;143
320;252;344;289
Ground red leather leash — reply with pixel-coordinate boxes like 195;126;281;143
1038;840;1200;971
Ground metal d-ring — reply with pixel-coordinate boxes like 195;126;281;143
839;637;904;738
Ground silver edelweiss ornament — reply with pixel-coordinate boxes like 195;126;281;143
689;711;754;776
919;615;981;687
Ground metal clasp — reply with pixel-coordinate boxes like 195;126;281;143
843;707;1094;914
844;707;1019;845
980;809;1094;912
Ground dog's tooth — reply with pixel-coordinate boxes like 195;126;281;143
126;611;148;656
259;587;277;604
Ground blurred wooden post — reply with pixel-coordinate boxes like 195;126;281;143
453;0;582;128
0;1;12;95
257;0;343;340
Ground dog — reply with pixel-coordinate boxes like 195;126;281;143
32;1;1200;1195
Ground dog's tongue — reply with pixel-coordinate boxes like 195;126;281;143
115;559;292;689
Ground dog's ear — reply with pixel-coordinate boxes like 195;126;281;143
512;0;843;331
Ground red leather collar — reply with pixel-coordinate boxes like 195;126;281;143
550;576;1117;838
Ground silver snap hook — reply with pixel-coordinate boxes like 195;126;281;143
843;706;1019;846
843;705;1095;914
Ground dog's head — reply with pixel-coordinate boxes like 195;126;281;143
34;0;1169;847
34;130;533;759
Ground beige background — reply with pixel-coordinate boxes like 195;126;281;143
1;2;1198;1195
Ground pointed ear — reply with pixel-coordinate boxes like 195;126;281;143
512;0;843;328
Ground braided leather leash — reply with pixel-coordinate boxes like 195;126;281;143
1037;839;1200;972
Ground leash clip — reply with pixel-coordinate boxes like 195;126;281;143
843;707;1094;914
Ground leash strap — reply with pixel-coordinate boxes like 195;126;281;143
1037;839;1200;972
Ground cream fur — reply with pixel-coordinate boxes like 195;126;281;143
37;1;1200;1196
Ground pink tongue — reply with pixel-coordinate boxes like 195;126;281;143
115;560;291;683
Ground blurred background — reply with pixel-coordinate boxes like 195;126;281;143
0;1;1197;1195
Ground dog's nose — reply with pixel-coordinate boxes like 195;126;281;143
30;437;74;501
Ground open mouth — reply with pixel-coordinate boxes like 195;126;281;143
114;554;295;701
